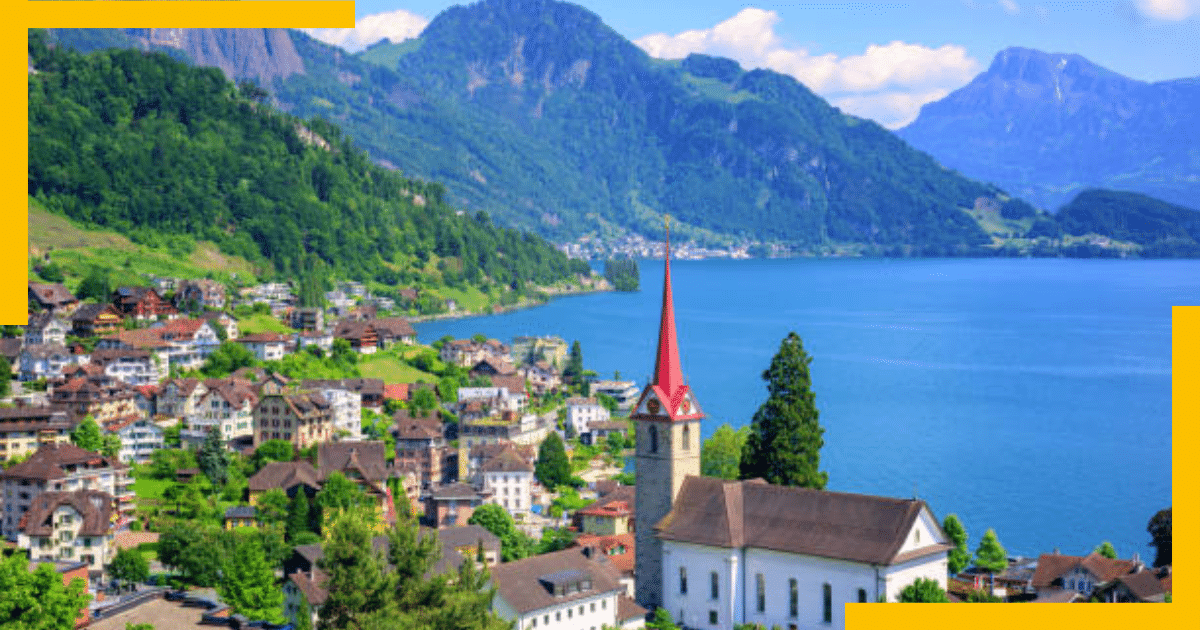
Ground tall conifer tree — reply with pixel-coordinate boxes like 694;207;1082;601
739;332;827;489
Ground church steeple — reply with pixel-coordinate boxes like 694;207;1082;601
641;217;703;421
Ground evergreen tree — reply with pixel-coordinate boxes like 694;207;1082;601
973;528;1008;574
1094;541;1117;559
898;577;950;603
197;426;231;492
294;596;314;630
315;472;369;530
69;417;104;453
563;340;584;391
0;357;10;398
101;434;121;459
317;508;390;630
75;268;111;303
219;534;286;624
535;432;571;489
739;332;827;489
286;490;313;543
1147;507;1171;567
942;514;971;575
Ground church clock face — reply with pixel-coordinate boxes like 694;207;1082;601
679;398;690;414
647;399;660;414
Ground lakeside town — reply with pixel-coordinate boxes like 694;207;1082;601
2;254;1174;630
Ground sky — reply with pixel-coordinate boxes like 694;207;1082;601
302;0;1200;128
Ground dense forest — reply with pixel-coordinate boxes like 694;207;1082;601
1055;190;1200;257
27;30;591;300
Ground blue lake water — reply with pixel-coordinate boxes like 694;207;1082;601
415;258;1186;561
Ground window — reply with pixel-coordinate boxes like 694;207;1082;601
590;603;595;612
708;610;718;625
649;425;658;453
680;567;687;594
567;608;572;619
857;588;867;603
823;583;832;624
756;573;765;612
710;571;719;599
682;424;690;450
790;578;798;617
601;600;606;609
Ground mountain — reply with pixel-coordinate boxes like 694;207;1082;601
897;47;1200;212
27;30;592;310
1056;189;1200;257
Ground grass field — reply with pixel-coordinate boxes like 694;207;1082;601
132;477;172;501
237;312;294;335
359;349;437;384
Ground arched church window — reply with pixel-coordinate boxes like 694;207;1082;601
649;425;658;453
682;424;691;450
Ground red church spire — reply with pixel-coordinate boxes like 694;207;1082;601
653;216;685;399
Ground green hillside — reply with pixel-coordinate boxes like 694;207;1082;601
27;29;592;308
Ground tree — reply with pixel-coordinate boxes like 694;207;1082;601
535;432;571;489
108;547;149;590
295;597;314;630
158;522;222;587
126;624;155;630
563;340;584;391
316;472;370;530
197;426;231;492
1148;507;1171;567
0;551;91;629
286;490;314;542
1094;541;1117;559
965;589;1002;602
409;388;438;416
0;357;10;398
701;423;748;480
317;508;389;630
219;533;285;624
898;577;950;603
645;608;681;630
739;332;827;489
251;439;295;472
942;514;971;575
973;528;1008;574
76;268;112;302
101;433;122;459
256;488;290;528
605;431;625;459
468;503;532;562
70;417;104;453
201;341;256;377
534;527;576;555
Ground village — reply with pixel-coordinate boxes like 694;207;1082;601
2;268;1173;630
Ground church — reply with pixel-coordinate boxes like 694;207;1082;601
631;223;951;629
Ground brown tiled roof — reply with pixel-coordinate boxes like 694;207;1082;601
383;383;410;400
481;448;534;474
113;531;159;550
29;282;76;307
392;415;443;440
575;532;636;575
472;357;517;376
578;500;631;518
656;477;949;566
490;548;623;615
1115;568;1170;601
318;441;388;483
617;595;647;622
20;343;70;360
333;320;375;340
431;482;480;501
100;329;172;350
289;569;329;606
0;406;68;422
0;443;120;481
20;490;113;537
436;524;501;555
71;303;120;323
491;374;526;394
1031;552;1138;588
236;332;288;343
1032;588;1083;603
247;461;320;492
103;415;145;433
90;348;152;363
0;338;23;361
371;317;416;339
164;377;203;397
26;312;65;333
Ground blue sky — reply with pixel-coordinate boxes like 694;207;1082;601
303;1;1200;127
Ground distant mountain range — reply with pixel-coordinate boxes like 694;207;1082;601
42;1;1200;258
898;46;1200;212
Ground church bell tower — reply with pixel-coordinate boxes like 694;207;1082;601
634;217;703;610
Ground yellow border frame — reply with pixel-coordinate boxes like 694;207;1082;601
8;3;1187;630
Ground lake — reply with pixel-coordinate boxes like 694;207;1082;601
415;258;1185;561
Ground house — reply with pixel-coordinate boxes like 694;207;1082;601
295;329;334;353
253;392;334;449
247;461;321;505
89;348;165;385
518;361;560;396
69;303;124;338
0;406;73;463
156;378;208;425
479;447;534;518
489;548;632;630
426;482;485;528
97;320;216;373
371;317;417;347
1095;565;1171;603
235;332;288;362
459;413;549;449
577;496;633;537
23;313;68;346
1030;551;1144;601
0;338;24;374
391;410;449;491
511;335;569;368
185;378;258;444
49;376;142;425
574;532;637;597
288;307;324;332
28;282;78;314
465;442;536;487
104;417;163;465
0;443;132;540
175;279;226;311
301;378;385;409
591;381;640;410
470;357;518;380
110;287;178;322
17;489;115;582
318;441;394;524
199;311;239;340
313;386;362;438
565;397;609;440
18;343;75;381
439;338;508;368
332;320;378;354
224;506;258;530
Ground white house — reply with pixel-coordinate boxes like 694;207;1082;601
236;332;288;362
90;348;166;386
0;443;132;541
480;448;534;518
189;380;258;443
23;313;68;347
490;548;644;630
656;477;950;630
565;397;609;439
107;417;164;465
17;489;115;579
18;343;76;381
591;380;640;410
318;387;362;439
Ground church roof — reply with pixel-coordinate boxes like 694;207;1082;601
655;476;950;566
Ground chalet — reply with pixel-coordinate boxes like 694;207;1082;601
0;443;133;540
247;461;321;505
89;348;164;385
0;338;23;374
470;357;518;379
18;343;75;381
332;320;378;354
224;506;258;530
489;548;638;630
104;416;162;465
110;287;178;322
186;378;258;444
1030;551;1145;601
156;378;208;425
253;392;334;449
370;317;417;347
0;406;72;462
27;282;77;314
49;376;142;425
17;489;115;582
70;303;123;337
199;311;239;340
518;360;561;395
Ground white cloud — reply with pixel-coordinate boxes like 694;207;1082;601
301;9;429;53
999;0;1021;15
1134;0;1198;20
634;8;980;129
